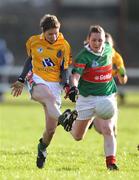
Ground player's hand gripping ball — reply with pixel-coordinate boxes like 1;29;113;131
95;99;115;120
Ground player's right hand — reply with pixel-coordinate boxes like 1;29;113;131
11;81;24;97
64;84;70;99
68;86;79;102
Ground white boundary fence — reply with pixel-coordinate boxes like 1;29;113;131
0;66;22;92
0;66;139;92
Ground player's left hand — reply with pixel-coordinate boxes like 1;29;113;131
11;81;24;97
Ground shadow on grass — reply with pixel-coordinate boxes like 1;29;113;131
0;101;38;106
0;100;74;108
0;150;31;156
56;166;79;171
118;103;139;108
1;101;139;108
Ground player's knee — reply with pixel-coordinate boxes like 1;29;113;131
32;91;56;105
72;133;84;141
31;91;38;100
31;91;43;101
74;136;83;141
101;125;113;136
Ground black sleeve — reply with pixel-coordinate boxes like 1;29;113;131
18;57;32;82
60;69;70;86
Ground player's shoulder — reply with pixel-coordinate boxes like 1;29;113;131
59;32;70;47
63;39;71;49
104;42;113;51
75;48;87;61
26;34;40;43
79;48;88;56
112;48;123;60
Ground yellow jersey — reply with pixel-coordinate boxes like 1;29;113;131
26;32;72;82
112;49;126;76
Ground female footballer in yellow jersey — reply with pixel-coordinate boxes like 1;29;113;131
26;32;71;82
106;32;128;85
108;33;128;105
11;14;77;169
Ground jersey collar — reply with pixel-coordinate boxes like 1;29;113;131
85;43;105;56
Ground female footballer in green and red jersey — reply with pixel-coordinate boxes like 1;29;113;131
58;25;121;170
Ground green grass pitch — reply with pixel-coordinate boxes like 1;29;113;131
0;91;139;180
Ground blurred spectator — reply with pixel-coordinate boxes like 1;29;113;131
0;39;14;101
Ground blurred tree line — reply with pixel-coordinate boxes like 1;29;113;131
0;0;139;68
128;0;139;21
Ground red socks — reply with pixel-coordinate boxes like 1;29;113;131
106;155;116;167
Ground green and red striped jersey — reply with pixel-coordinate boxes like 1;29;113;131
72;43;117;96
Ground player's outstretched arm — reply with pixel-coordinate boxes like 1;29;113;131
116;66;128;84
11;57;32;97
11;80;24;97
